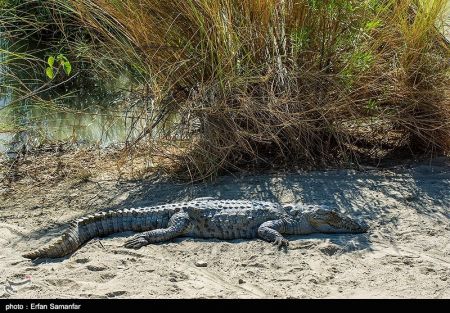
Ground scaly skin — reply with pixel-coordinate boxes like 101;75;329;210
22;200;368;259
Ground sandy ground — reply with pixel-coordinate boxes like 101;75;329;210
0;156;449;299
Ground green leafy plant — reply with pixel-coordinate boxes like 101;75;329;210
46;54;72;80
365;19;381;31
366;99;378;111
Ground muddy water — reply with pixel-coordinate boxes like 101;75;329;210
0;89;150;154
0;32;151;155
0;43;149;155
0;102;152;157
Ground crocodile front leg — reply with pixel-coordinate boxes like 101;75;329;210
124;211;191;249
257;219;290;248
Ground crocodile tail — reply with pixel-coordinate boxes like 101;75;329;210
22;210;120;259
22;208;163;259
22;221;83;259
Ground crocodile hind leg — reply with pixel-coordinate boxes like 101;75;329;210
124;211;191;249
257;219;290;248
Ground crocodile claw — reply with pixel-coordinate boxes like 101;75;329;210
124;235;149;249
272;237;289;249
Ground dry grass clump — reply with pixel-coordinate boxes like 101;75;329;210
3;0;450;180
0;141;162;189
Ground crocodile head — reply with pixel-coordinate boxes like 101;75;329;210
306;208;368;233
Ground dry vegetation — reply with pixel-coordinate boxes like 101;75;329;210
0;142;163;189
1;0;449;180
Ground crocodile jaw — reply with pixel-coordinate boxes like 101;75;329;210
307;209;368;233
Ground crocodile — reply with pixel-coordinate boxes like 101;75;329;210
22;199;368;259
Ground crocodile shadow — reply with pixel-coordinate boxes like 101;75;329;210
21;156;450;260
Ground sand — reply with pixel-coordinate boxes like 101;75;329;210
0;157;449;298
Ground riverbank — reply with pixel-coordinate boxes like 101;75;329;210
0;148;449;298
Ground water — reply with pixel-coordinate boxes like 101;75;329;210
0;32;151;155
0;88;150;154
0;75;150;155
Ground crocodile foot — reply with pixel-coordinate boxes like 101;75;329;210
273;236;289;249
124;235;149;249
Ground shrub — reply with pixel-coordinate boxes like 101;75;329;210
2;0;449;180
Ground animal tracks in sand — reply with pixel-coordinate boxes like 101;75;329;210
45;278;79;288
0;223;29;247
150;243;268;298
179;263;267;298
370;242;450;268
